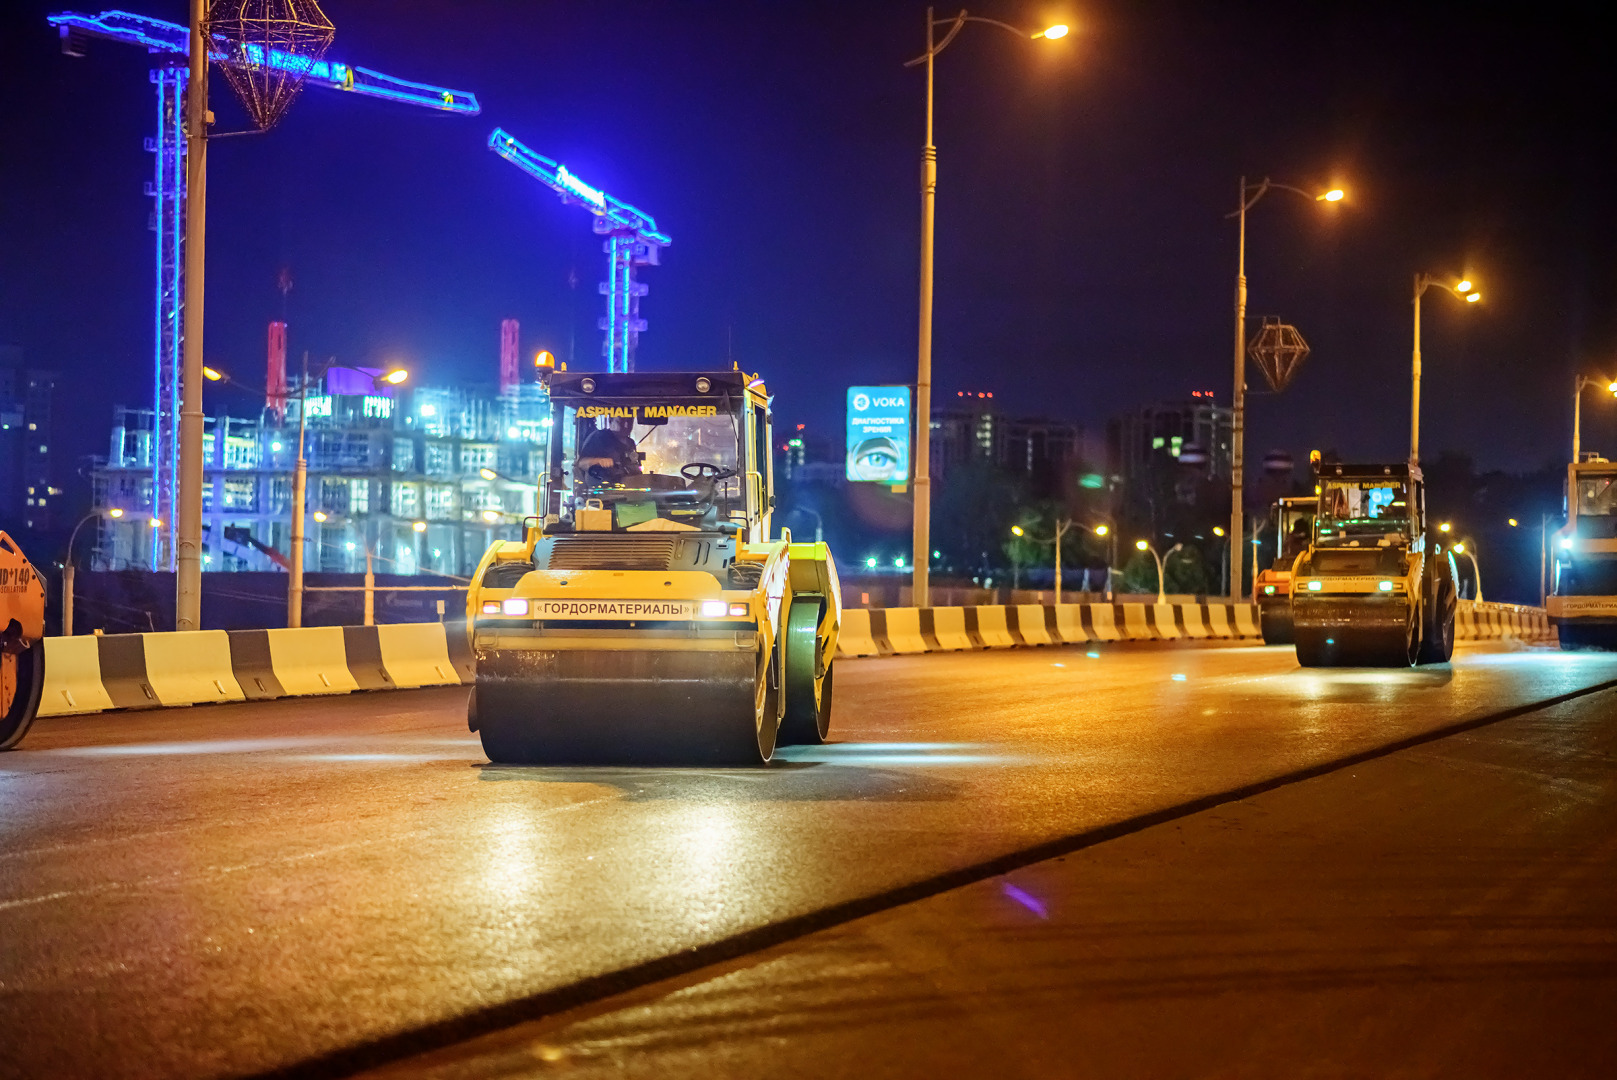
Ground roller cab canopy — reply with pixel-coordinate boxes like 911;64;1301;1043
541;370;776;545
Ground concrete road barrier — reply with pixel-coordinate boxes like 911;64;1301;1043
33;623;474;719
376;623;463;688
143;630;246;707
838;599;1554;658
37;637;117;717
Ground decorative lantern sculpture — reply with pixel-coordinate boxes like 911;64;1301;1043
205;0;336;131
1247;316;1311;393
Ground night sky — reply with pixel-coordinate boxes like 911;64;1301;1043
6;0;1617;486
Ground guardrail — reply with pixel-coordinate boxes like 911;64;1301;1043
36;623;473;718
838;600;1553;658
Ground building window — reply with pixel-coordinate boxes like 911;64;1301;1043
350;478;369;515
425;484;455;520
391;482;419;519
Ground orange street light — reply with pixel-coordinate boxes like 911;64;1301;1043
1411;273;1484;464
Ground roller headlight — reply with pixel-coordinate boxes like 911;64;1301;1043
700;600;728;617
1307;580;1323;591
1378;580;1394;592
501;597;530;616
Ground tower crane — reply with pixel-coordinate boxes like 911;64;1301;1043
489;128;670;374
47;9;481;571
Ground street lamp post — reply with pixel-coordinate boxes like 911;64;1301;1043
1089;521;1116;601
1410;273;1481;466
61;509;125;636
1135;539;1182;605
174;0;210;631
907;8;1068;610
272;358;407;628
1012;517;1077;603
1571;374;1617;464
1228;178;1344;605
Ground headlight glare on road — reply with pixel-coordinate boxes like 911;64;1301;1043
700;600;728;617
1307;580;1323;591
501;597;529;616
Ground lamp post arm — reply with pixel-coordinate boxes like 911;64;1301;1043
904;9;966;66
906;10;1044;66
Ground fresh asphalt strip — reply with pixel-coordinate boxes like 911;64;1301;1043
246;674;1617;1080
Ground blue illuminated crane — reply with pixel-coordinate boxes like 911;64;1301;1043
47;8;481;571
489;129;670;373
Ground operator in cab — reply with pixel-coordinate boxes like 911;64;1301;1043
575;417;642;487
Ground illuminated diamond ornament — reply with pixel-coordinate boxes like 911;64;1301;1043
1247;317;1311;393
205;0;336;131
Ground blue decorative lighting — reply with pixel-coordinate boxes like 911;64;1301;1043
48;10;482;113
488;128;671;373
556;165;606;208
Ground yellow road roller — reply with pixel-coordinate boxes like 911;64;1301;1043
466;369;841;764
1254;495;1315;645
1291;460;1457;667
1;531;46;750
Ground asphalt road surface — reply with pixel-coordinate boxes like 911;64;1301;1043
3;639;1614;1078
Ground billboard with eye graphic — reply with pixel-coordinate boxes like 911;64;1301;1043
846;386;911;484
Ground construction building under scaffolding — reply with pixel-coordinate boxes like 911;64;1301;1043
89;370;548;577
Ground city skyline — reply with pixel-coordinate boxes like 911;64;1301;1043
5;0;1617;495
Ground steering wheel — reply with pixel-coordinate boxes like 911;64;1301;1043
681;461;733;481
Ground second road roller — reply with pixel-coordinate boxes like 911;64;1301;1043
1290;458;1457;667
465;368;841;764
